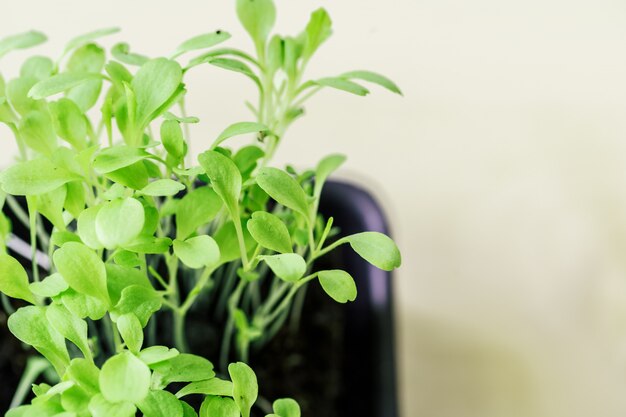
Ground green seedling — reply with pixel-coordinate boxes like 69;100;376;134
0;0;401;415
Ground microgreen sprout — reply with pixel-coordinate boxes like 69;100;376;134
0;0;401;415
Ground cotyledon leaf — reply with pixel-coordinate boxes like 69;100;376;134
256;167;310;220
53;242;110;304
0;254;35;303
28;72;103;99
0;31;47;59
0;158;78;196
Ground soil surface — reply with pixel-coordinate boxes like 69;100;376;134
0;309;31;410
251;281;347;417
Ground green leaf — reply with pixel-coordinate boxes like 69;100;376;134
34;380;75;402
318;270;357;303
314;154;346;198
50;230;81;248
228;362;258;417
95;198;145;249
105;160;150;190
6;76;39;116
172;31;231;58
247;211;292;254
138;390;184;417
28;72;102;99
266;35;284;75
187;48;258;69
0;31;47;59
113;250;141;267
5;406;29;417
314;77;369;96
46;304;92;361
106;264;152;306
256;168;310;220
234;145;264;179
123;236;172;254
212;121;268;149
8;306;70;374
141;206;159;235
281;37;302;79
173;235;220;269
50;98;87;150
236;0;276;50
89;394;137;417
147;85;186;130
105;61;132;84
61;289;108;320
175;186;223;239
117;313;144;354
132;58;183;127
0;254;35;303
198;150;242;218
64;27;120;54
77;206;103;249
341;70;402;95
65;181;86;219
60;384;92;412
160;119;186;161
273;398;301;417
66;44;106;111
200;396;239;417
139;345;180;366
29;272;68;298
260;254;306;282
19;109;58;155
139;179;185;197
303;8;332;60
176;378;234;399
53;241;110;304
93;145;149;174
56;384;86;412
152;354;215;386
102;184;128;201
28;185;67;230
164;112;199;124
111;285;161;327
340;232;401;271
214;221;255;265
208;58;261;88
112;42;149;66
100;352;151;403
182;401;199;417
20;56;54;81
66;358;100;395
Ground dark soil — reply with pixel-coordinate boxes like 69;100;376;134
0;310;29;409
251;280;347;417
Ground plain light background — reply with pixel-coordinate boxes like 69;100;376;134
3;1;626;416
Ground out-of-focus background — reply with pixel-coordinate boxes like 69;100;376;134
3;0;626;416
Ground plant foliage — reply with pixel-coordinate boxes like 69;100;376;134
0;1;401;415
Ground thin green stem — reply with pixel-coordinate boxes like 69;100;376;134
8;124;28;161
262;273;318;326
179;266;215;314
312;237;347;262
28;207;40;283
10;357;51;408
233;216;249;269
173;309;189;353
220;279;247;369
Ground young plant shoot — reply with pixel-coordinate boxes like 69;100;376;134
0;0;402;415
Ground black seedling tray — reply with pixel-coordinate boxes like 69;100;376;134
318;181;399;417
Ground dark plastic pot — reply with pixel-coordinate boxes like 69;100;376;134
318;181;398;417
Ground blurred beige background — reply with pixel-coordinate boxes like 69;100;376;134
3;0;626;416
